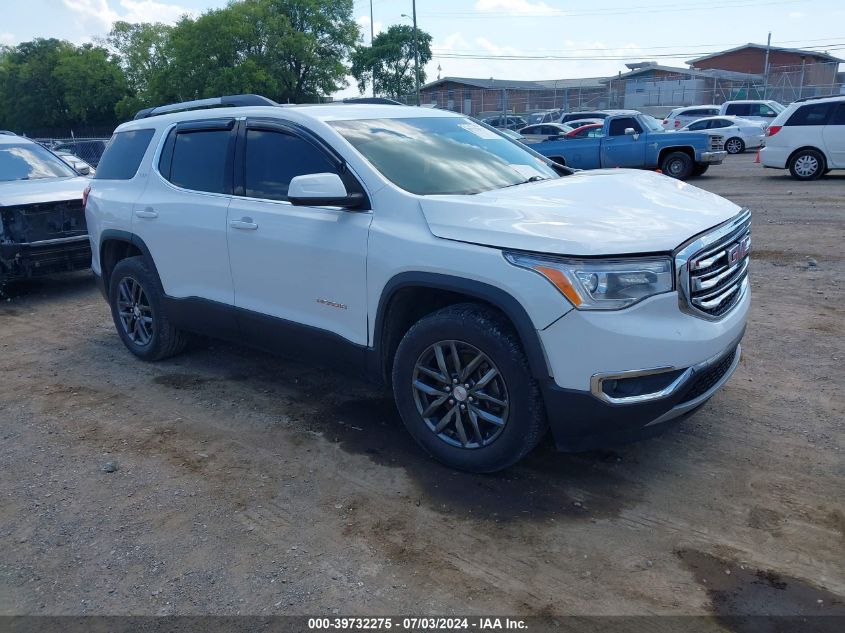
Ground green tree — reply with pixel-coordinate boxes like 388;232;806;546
105;21;173;118
155;0;359;104
351;25;433;101
0;38;127;133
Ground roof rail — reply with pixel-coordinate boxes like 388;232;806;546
133;94;279;120
341;97;405;105
791;94;842;103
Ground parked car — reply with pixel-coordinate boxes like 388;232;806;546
558;111;611;125
534;111;726;178
498;128;526;142
518;123;573;143
564;123;604;139
86;94;749;472
719;100;784;126
0;134;91;287
662;105;720;130
526;110;562;125
759;95;845;180
51;139;108;166
55;150;96;175
481;115;527;130
677;116;766;154
561;118;603;129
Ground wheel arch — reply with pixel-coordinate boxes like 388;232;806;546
658;145;695;163
787;145;828;168
371;272;551;386
99;230;158;289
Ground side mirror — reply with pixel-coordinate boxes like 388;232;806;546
624;127;640;140
75;163;91;176
288;173;363;209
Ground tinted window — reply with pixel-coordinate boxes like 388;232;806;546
725;104;751;116
168;130;232;194
0;142;76;181
755;104;778;117
830;104;845;125
244;130;336;201
331;117;558;196
786;103;834;126
608;117;643;136
710;119;730;128
687;120;709;131
95;129;154;180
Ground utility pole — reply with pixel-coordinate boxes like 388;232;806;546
762;32;772;99
412;0;420;106
370;0;375;98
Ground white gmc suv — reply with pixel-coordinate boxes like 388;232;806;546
85;95;750;472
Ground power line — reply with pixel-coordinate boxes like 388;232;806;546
421;0;805;18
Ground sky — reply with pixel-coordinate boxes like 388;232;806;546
2;0;844;98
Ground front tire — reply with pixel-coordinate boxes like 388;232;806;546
392;303;546;473
725;137;745;154
108;256;186;361
660;151;694;179
691;164;710;177
788;148;825;180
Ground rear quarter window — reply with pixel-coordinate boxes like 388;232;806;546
94;129;155;180
725;104;751;116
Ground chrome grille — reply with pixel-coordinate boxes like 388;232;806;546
676;209;751;319
709;134;724;151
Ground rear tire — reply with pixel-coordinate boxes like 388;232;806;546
660;151;694;179
392;303;546;473
108;256;187;361
725;137;745;154
788;148;825;180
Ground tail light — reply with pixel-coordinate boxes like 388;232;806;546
766;125;782;137
82;184;91;208
662;119;669;125
674;120;681;128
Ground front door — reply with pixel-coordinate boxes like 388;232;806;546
601;117;647;168
226;119;372;359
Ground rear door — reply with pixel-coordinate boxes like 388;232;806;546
134;118;236;307
822;103;845;167
600;117;646;168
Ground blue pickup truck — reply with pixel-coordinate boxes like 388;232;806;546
533;111;727;179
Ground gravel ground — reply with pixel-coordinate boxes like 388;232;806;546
1;153;843;618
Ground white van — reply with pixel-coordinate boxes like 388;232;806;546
719;100;784;126
759;95;845;179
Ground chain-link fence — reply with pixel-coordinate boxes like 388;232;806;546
408;61;843;119
33;137;111;167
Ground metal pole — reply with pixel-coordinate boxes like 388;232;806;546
412;0;420;106
763;32;771;99
370;0;375;97
798;56;805;99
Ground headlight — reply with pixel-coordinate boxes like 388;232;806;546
505;252;673;310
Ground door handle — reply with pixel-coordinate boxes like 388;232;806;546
135;207;158;219
229;218;258;230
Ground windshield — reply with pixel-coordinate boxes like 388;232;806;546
0;143;76;181
330;117;559;195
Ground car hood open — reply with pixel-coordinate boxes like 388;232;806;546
0;177;89;208
419;169;742;256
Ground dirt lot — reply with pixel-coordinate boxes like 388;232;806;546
1;154;843;619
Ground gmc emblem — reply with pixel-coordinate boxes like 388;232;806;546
728;236;751;265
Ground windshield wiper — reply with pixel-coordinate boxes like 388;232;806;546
501;175;548;189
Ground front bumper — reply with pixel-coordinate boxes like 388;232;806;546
0;235;91;283
700;150;727;164
537;289;749;451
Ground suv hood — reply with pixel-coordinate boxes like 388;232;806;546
0;177;89;208
419;169;741;256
